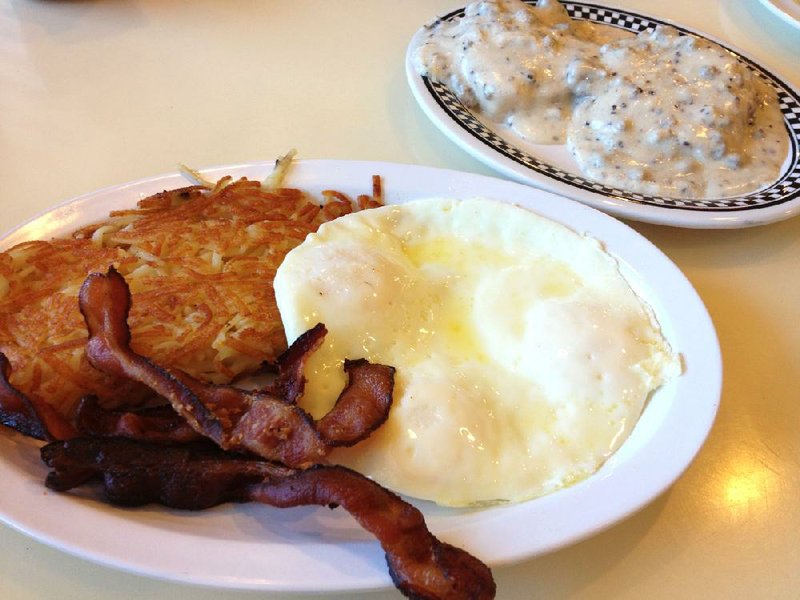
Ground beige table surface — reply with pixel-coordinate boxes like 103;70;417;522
1;1;799;598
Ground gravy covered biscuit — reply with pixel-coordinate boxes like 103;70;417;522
567;26;787;198
413;0;787;199
274;198;681;507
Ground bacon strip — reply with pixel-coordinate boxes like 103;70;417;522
269;323;326;404
249;467;496;600
0;353;76;441
40;437;496;599
78;268;394;467
75;395;203;444
40;437;294;503
316;358;394;446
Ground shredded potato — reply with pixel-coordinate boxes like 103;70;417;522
0;159;382;419
261;149;297;191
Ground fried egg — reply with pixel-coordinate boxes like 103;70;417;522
273;198;681;507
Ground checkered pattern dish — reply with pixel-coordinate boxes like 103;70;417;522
420;2;800;213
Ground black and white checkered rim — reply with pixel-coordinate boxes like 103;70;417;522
421;1;800;212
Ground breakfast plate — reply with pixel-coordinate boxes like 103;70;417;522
406;1;800;229
0;160;721;593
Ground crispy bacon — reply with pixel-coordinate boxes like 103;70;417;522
40;437;294;503
249;467;496;600
75;395;203;444
41;437;496;599
0;353;76;441
268;323;326;404
78;268;395;467
316;358;395;446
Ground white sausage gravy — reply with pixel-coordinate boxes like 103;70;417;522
413;0;788;199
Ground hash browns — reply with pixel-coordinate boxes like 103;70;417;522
0;170;382;421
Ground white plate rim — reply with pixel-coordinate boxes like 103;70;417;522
406;0;800;229
759;0;800;28
0;159;722;593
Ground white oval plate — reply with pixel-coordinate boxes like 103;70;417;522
406;2;800;229
0;160;721;593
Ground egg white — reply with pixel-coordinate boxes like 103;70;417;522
273;198;680;507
